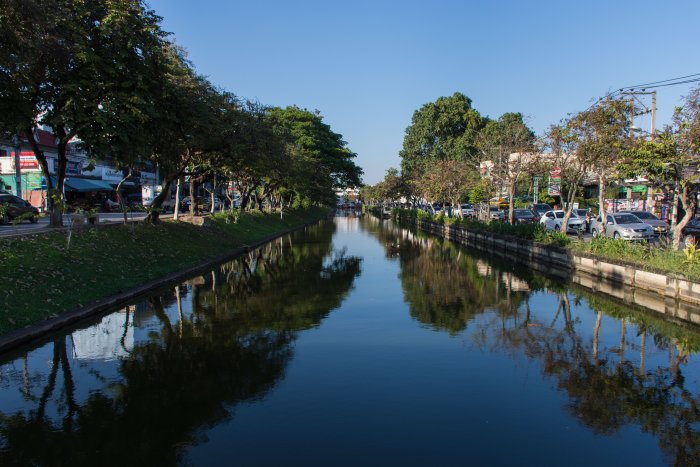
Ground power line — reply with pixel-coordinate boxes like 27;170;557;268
585;73;700;111
619;73;700;90
628;77;700;90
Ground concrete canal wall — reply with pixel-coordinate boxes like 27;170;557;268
416;220;700;327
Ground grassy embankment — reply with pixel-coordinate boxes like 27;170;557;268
393;207;700;282
0;207;328;335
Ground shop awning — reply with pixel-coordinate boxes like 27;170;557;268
47;177;116;192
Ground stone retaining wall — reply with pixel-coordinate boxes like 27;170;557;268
415;219;700;326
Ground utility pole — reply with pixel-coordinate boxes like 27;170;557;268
651;90;657;136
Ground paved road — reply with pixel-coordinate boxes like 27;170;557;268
0;212;173;238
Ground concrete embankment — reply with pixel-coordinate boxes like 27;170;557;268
415;219;700;327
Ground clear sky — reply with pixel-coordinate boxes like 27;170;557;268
151;0;700;184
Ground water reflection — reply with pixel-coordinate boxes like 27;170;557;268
362;218;700;465
0;222;361;465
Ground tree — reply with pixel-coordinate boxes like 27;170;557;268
400;92;486;183
414;159;476;217
0;0;167;226
617;87;700;248
569;98;633;232
144;46;233;222
546;122;586;232
267;106;362;207
477;113;537;224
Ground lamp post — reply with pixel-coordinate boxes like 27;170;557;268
11;134;21;198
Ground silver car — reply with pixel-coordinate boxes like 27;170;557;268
590;213;654;240
540;210;585;233
618;210;669;235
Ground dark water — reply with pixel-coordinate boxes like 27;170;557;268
1;215;699;466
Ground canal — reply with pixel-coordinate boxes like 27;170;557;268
1;215;699;466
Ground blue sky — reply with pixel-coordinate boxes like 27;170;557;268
151;0;700;184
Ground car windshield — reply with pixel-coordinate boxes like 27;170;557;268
614;214;640;224
555;212;564;219
490;207;499;211
514;210;533;216
632;211;657;220
461;204;471;208
574;210;587;217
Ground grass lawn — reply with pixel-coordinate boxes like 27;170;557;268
0;207;328;335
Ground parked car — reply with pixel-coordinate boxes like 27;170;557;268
461;203;475;218
0;194;39;224
512;208;537;224
531;203;552;218
200;197;223;212
540;210;585;233
590;213;654;241
618;210;669;235
488;205;505;221
573;209;592;232
679;218;700;247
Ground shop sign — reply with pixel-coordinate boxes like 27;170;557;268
19;152;38;168
52;159;82;175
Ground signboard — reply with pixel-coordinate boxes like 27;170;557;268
52;159;83;175
548;167;561;196
19;152;38;169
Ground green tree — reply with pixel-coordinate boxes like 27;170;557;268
268;106;362;207
414;159;476;217
0;0;167;226
569;98;633;231
400;92;486;183
546;122;586;232
477;112;537;223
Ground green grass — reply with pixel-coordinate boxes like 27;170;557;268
394;208;700;281
0;207;328;335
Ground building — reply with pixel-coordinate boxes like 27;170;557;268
0;129;158;210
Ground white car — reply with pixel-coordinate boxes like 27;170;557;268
540;210;585;233
461;203;475;217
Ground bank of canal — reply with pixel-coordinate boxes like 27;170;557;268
0;208;329;338
0;214;698;466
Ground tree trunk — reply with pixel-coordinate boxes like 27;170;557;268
115;168;132;225
508;180;516;224
174;177;181;220
145;177;174;223
672;184;696;250
189;176;196;217
597;172;607;234
210;177;216;214
561;182;577;234
26;127;58;225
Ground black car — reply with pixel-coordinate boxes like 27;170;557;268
512;208;537;224
0;194;39;224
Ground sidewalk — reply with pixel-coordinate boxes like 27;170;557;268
0;213;173;238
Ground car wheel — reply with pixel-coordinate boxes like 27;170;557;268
591;229;598;238
554;225;560;232
1;214;8;225
613;232;621;240
30;215;37;224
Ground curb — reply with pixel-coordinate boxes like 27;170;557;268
0;217;321;355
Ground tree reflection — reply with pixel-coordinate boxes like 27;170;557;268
0;221;361;465
364;219;532;335
374;220;700;465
